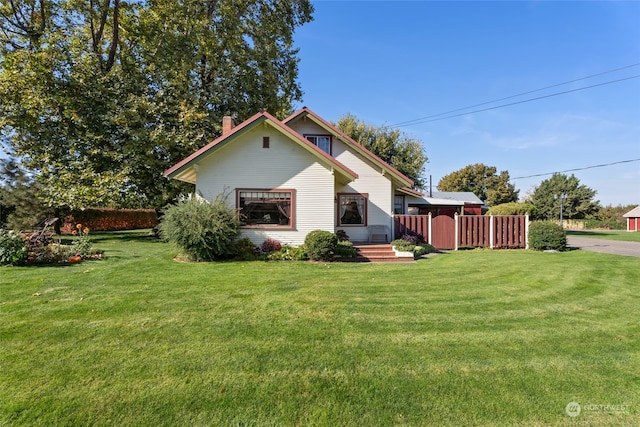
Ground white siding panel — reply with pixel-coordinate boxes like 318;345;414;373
195;127;335;246
333;139;394;242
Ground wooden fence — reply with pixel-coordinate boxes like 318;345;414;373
394;214;529;250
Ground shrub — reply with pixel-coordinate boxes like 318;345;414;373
0;229;28;265
304;230;337;261
414;243;437;257
401;230;425;245
486;202;539;219
159;194;241;261
261;238;282;253
268;245;308;261
335;230;350;242
391;239;415;252
236;238;259;260
334;240;357;258
528;221;567;251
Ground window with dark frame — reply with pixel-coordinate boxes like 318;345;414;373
263;136;270;148
338;193;367;226
237;189;294;228
304;135;331;155
394;195;405;214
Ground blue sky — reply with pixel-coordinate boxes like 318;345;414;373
293;1;640;206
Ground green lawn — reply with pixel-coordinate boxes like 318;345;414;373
1;231;638;426
568;229;640;242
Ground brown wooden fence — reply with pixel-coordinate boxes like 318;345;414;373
394;214;529;250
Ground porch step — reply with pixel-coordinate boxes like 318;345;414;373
347;244;415;263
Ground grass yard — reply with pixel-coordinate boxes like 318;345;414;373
568;230;640;243
1;230;639;426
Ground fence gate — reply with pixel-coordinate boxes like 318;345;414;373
431;215;456;249
394;214;529;250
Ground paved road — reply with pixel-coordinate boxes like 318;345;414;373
567;236;640;258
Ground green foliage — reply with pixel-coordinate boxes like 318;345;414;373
486;202;538;219
529;173;599;221
0;158;53;230
438;163;519;206
159;195;241;261
335;113;429;189
0;229;28;265
391;239;415;252
528;221;567;251
235;238;259;261
0;0;314;210
414;243;437;256
586;204;637;230
334;240;357;258
71;225;93;257
304;230;337;261
267;245;308;261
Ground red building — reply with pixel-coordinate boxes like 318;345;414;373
623;206;640;232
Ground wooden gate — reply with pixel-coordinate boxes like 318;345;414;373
431;215;456;249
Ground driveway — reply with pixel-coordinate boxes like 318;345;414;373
567;236;640;258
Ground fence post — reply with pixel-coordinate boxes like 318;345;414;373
428;213;432;246
454;213;459;250
525;214;529;249
489;215;494;249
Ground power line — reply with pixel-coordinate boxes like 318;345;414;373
389;62;640;128
392;74;640;127
511;158;640;180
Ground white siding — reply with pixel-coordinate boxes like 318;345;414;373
195;126;334;246
289;118;396;243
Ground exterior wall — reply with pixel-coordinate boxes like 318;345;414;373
629;217;639;232
288;119;396;242
333;139;394;242
195;126;335;246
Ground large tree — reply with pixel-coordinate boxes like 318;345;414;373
335;113;429;189
529;173;600;220
0;0;313;209
437;163;518;206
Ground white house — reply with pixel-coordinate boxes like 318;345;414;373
164;107;416;246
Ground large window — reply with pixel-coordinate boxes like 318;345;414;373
237;189;294;228
338;193;367;226
304;135;331;155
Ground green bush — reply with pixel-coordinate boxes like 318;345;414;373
0;229;28;265
159;195;241;261
235;238;258;261
391;239;415;252
304;230;337;261
334;240;357;258
486;202;538;219
528;221;567;251
267;245;307;261
414;243;437;256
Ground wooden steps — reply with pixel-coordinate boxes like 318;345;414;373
346;244;415;263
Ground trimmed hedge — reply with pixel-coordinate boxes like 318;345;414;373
62;208;157;233
528;221;567;251
304;230;338;261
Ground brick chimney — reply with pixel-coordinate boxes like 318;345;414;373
222;116;234;135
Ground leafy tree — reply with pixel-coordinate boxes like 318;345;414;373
335;114;429;189
437;163;518;206
0;157;53;230
0;0;314;210
530;173;600;221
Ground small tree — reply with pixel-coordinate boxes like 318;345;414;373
438;163;519;206
159;194;241;261
530;173;599;221
486;202;538;219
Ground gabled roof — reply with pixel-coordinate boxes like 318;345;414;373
284;107;414;188
623;206;640;218
164;111;358;184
